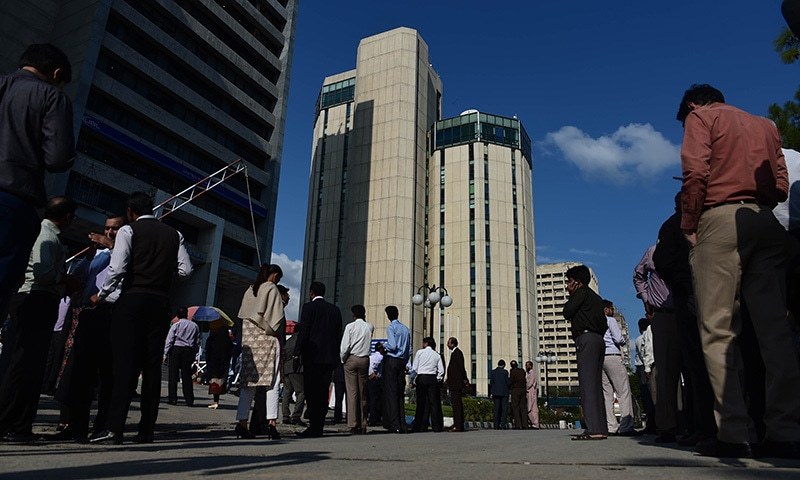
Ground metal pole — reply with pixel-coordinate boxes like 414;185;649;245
545;362;550;407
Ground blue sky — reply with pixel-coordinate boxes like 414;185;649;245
271;1;797;333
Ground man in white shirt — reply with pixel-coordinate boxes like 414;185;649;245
635;317;657;434
366;343;385;426
601;300;636;435
410;337;445;432
340;305;373;434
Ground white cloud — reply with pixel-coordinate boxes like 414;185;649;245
543;123;680;183
568;248;608;257
271;252;303;321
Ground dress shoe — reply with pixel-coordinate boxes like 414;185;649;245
654;432;677;443
89;430;123;445
291;419;307;427
1;432;40;443
754;440;800;459
49;428;87;442
297;428;323;438
267;424;281;440
207;403;219;409
166;400;177;406
677;433;704;447
616;429;643;437
695;438;753;458
235;424;256;439
131;433;154;444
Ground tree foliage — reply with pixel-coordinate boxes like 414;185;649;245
768;27;800;149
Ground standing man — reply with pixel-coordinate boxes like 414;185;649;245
509;360;527;429
382;305;411;434
0;44;75;321
366;343;385;427
410;337;445;433
164;307;200;407
633;244;679;443
653;192;717;446
634;318;657;434
563;264;609;441
90;192;193;444
525;361;539;429
340;305;373;434
294;281;343;438
677;84;800;458
489;360;510;429
281;325;305;426
600;300;636;436
0;197;76;442
445;337;468;432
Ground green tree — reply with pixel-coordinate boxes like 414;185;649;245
768;27;800;149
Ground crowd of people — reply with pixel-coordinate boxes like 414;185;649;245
0;42;798;461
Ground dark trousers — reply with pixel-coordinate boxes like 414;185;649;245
168;346;195;405
492;395;509;429
576;331;607;435
366;377;383;425
0;191;40;325
651;311;681;433
450;388;464;430
250;386;268;429
303;363;334;435
42;327;68;395
65;304;114;435
281;372;305;422
106;293;170;436
510;388;527;429
382;356;407;431
674;294;717;438
413;374;443;432
636;365;657;431
0;291;59;435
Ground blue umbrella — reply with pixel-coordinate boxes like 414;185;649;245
192;306;222;322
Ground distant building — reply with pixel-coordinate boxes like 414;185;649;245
535;262;601;394
0;1;298;313
301;27;538;394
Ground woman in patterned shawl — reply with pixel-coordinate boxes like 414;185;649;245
234;263;285;439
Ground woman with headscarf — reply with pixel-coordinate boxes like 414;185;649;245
234;264;285;439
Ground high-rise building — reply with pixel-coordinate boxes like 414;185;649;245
1;1;297;313
302;27;538;393
535;262;601;394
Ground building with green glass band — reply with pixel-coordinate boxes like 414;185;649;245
302;27;539;394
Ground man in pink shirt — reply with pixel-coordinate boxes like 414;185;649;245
678;84;799;459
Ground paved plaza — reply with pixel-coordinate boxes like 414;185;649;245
0;381;798;479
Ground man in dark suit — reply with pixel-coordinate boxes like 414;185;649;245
294;281;343;437
489;360;510;429
445;337;468;432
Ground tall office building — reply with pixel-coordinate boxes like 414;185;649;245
302;27;538;393
535;262;601;394
1;1;297;313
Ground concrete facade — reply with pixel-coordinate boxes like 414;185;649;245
302;28;538;394
535;262;601;394
0;0;297;314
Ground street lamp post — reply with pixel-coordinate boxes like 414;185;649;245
411;284;453;343
534;350;558;407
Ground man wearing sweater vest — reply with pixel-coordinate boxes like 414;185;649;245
90;192;192;444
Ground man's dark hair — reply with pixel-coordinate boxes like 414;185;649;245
673;192;682;212
638;317;650;331
374;342;384;353
385;305;398;320
106;214;126;224
565;265;591;286
309;281;326;297
127;191;154;216
602;299;614;311
498;359;506;367
423;336;436;349
510;360;518;368
177;306;188;319
448;337;458;347
18;44;72;84
44;196;77;221
676;84;725;123
351;304;366;318
277;284;289;295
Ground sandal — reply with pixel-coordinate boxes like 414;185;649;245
572;433;607;441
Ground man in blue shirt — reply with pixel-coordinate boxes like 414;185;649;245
382;305;410;433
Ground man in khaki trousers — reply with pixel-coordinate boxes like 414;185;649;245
340;305;373;434
678;84;800;459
